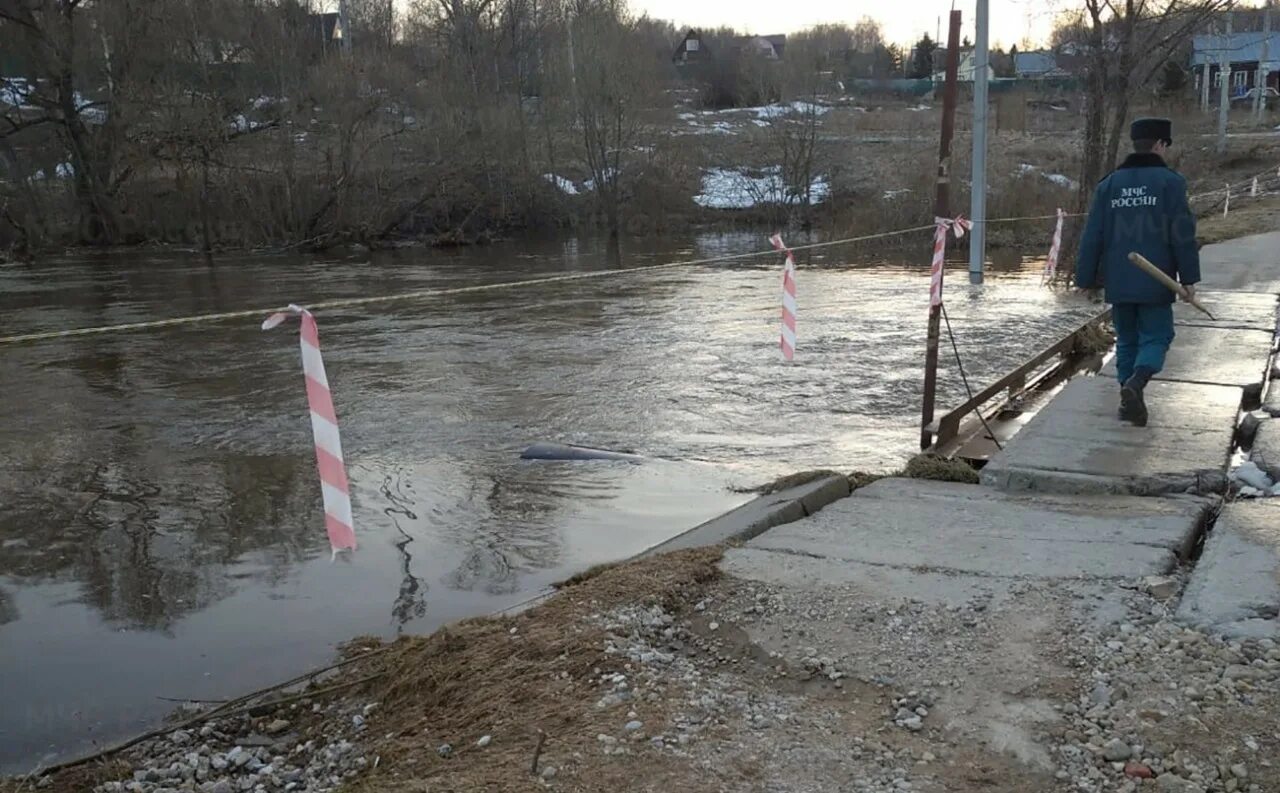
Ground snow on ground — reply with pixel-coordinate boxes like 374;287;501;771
543;173;579;195
882;188;912;200
230;114;265;133
746;101;831;119
0;77;35;108
31;162;75;181
694;166;829;209
1018;163;1078;191
582;169;617;192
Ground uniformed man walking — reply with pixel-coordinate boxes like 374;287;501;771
1075;118;1201;427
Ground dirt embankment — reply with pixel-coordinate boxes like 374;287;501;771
17;523;1280;793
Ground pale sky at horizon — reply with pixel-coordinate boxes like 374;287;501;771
631;0;1064;50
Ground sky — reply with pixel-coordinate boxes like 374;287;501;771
632;0;1065;50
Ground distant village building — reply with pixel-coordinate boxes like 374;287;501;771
310;12;345;51
1191;31;1279;97
931;49;995;83
1014;51;1068;79
672;29;786;67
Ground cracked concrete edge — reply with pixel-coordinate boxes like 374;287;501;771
640;474;853;558
979;466;1229;498
496;474;853;617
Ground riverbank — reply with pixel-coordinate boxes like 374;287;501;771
16;526;1280;793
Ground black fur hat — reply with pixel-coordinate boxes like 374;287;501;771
1130;117;1173;145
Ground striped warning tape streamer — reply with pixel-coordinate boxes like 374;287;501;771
263;305;357;555
930;216;972;309
769;233;797;361
1043;208;1066;284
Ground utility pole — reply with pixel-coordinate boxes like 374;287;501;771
1201;21;1212;113
338;0;352;55
969;0;990;285
1217;10;1232;154
1258;3;1273;123
921;10;962;451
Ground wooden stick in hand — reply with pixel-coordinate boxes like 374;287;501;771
1126;252;1216;320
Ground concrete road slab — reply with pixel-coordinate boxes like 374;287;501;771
1173;291;1278;330
728;478;1210;581
1099;324;1272;392
981;377;1239;495
1177;500;1280;639
1198;232;1280;295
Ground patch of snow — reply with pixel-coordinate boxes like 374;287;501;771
582;169;617;192
686;120;737;135
0;77;35;109
230;114;264;133
1018;163;1077;191
748;101;831;120
882;188;912;200
751;119;770;128
542;173;579;195
1043;173;1078;190
30;162;74;181
677;112;697;121
252;95;284;109
693;166;829;209
907;104;931;112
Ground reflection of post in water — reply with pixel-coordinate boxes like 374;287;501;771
606;236;622;268
381;469;427;628
0;585;16;626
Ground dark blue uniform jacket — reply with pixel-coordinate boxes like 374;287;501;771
1075;152;1200;304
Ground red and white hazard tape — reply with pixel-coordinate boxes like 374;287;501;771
770;234;797;361
263;305;357;555
1252;177;1259;198
1043;208;1065;283
930;216;971;308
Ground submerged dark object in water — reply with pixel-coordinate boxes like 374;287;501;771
520;442;644;462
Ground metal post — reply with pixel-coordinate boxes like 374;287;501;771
1218;11;1232;155
921;10;963;451
338;0;352;55
1202;60;1211;113
1260;4;1273;122
969;0;990;285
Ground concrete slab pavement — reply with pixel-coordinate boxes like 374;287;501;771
1172;291;1278;331
1099;324;1273;394
1197;232;1280;294
721;478;1212;584
980;376;1240;495
1177;499;1280;639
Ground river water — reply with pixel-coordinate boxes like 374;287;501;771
0;232;1098;772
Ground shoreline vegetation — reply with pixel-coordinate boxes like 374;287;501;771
4;2;1277;264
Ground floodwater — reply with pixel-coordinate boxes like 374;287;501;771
0;232;1099;772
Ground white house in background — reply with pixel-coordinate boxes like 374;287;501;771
933;50;995;83
1015;51;1069;79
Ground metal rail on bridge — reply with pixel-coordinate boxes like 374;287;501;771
923;308;1112;453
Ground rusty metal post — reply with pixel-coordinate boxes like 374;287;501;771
920;10;963;451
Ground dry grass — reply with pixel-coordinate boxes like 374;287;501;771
1195;193;1280;245
330;547;725;793
901;452;981;484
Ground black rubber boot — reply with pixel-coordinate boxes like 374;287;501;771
1120;366;1155;427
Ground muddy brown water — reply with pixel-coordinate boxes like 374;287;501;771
0;232;1099;772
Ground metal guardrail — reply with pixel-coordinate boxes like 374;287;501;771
924;308;1112;451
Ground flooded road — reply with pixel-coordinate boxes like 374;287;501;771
0;233;1098;772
